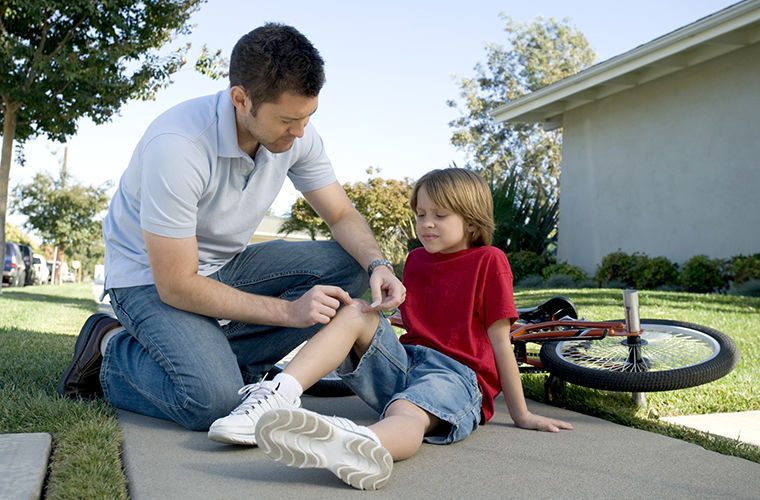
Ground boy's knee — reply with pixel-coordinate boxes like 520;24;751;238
340;301;380;327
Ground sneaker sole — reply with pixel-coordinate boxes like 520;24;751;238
256;409;393;490
207;428;258;446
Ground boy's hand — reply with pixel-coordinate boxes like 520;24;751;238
514;412;573;433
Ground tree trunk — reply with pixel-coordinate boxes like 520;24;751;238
0;100;20;294
52;245;59;285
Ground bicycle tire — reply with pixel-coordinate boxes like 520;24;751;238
266;364;354;397
539;319;739;392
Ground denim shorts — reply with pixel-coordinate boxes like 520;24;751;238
337;316;482;444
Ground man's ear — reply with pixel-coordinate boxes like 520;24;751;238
230;86;248;111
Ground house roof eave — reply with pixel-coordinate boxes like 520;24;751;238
492;0;760;125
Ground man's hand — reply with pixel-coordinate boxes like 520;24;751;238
366;266;406;312
287;285;353;327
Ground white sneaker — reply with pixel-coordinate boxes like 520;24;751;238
207;380;300;445
256;408;393;490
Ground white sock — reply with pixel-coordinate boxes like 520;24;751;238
272;372;304;401
100;326;125;356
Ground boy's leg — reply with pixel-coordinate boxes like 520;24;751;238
208;300;379;444
281;301;380;389
215;239;367;382
370;399;440;460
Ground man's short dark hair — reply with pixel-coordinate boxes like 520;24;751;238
229;23;325;113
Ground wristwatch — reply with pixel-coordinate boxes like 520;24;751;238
367;258;394;276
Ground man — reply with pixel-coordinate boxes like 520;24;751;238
58;23;405;432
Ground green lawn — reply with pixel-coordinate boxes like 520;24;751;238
0;283;127;499
1;285;758;498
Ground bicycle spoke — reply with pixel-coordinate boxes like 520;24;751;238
555;324;720;372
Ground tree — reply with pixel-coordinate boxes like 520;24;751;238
0;0;206;288
448;16;596;203
12;163;109;283
279;197;330;241
4;221;35;247
280;169;415;265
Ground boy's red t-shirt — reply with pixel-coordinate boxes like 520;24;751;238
399;245;518;422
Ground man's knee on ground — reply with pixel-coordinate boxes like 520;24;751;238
174;378;241;431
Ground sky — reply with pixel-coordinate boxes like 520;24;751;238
10;0;741;223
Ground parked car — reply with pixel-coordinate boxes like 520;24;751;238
32;253;49;285
3;242;27;287
18;243;35;286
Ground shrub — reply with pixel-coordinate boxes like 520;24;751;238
728;254;760;284
595;251;642;287
492;176;558;255
542;262;588;283
728;279;760;297
544;273;578;288
633;256;679;290
516;274;544;288
509;250;553;282
679;255;727;293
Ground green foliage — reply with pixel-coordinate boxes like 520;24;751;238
543;262;588;282
12;169;109;268
4;221;35;247
728;254;760;284
633;256;679;290
194;45;229;80
281;171;415;265
515;273;544;288
492;174;558;255
448;16;595;202
728;279;760;297
508;250;554;282
680;255;728;293
594;251;641;287
543;273;578;288
278;197;330;241
1;0;204;144
0;0;205;288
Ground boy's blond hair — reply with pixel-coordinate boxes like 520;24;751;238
410;168;495;247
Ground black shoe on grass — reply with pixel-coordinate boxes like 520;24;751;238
58;313;122;400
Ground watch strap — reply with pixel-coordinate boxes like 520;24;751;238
367;258;393;276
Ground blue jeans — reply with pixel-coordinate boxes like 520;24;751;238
337;317;482;444
103;240;367;430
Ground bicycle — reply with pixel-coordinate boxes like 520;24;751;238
270;289;739;400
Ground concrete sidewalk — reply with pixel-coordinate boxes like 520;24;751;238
118;395;760;499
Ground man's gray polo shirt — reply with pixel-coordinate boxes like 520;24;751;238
102;90;336;290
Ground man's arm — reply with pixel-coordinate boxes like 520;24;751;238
303;181;405;310
144;231;352;328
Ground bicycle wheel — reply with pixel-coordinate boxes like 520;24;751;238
539;319;739;392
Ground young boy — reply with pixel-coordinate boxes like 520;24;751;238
208;168;572;490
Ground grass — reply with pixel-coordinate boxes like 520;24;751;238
515;288;760;462
0;285;757;498
0;283;128;499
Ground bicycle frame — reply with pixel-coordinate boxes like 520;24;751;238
510;319;628;371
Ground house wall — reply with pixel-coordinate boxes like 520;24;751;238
559;42;760;274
